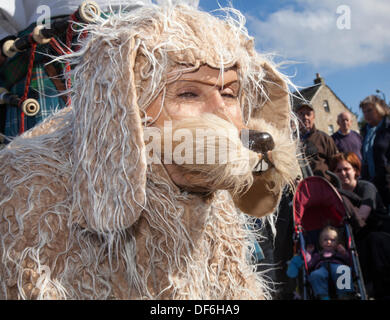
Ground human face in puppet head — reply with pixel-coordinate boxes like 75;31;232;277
148;65;243;129
146;65;262;194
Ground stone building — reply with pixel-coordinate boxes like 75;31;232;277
292;73;359;135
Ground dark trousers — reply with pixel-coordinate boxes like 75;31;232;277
356;231;390;299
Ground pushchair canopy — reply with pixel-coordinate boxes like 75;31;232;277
293;176;346;231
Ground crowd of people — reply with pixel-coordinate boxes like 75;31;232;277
293;96;390;300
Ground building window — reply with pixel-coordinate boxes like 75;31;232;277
323;100;330;112
328;124;334;135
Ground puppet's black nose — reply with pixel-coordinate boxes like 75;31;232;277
242;129;275;154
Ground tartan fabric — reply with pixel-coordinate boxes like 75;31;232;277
0;10;120;140
0;23;69;139
0;27;34;89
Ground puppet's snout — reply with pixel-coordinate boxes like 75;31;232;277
241;129;275;173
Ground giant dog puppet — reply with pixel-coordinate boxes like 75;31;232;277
0;3;300;299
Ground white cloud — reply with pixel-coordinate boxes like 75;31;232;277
247;0;390;68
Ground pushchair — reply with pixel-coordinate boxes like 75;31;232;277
291;175;367;300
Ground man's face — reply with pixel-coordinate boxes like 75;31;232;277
297;106;315;132
147;65;243;130
337;112;352;133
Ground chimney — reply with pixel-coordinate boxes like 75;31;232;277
314;73;324;85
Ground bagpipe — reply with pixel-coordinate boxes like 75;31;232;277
1;1;101;58
0;1;101;134
0;87;39;117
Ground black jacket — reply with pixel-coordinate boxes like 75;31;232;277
361;116;390;207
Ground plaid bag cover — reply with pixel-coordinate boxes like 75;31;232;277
0;23;70;140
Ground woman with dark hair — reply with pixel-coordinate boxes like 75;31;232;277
330;152;385;228
330;152;390;299
359;95;390;212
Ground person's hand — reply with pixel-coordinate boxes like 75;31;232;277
355;215;367;228
337;244;347;254
355;204;371;227
307;244;315;253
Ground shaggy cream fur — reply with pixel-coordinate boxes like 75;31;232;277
0;2;300;299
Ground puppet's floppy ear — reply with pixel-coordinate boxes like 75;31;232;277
71;34;147;233
234;61;295;218
252;61;291;130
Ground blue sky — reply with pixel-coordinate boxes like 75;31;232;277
198;0;390;121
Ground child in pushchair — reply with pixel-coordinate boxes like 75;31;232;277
306;225;353;300
287;176;367;300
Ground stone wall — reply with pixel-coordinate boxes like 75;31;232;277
311;85;359;135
